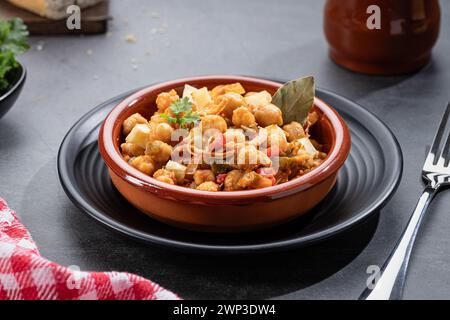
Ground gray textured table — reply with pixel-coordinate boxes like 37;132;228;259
1;0;449;299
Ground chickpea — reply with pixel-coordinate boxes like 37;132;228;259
237;171;273;190
153;168;177;184
201;115;228;133
156;89;179;112
150;112;169;124
156;175;175;184
283;121;306;142
216;93;247;118
254;103;283;127
150;123;174;144
224;170;244;191
224;128;246;145
193;169;215;185
145;140;173;163
121;142;145;157
232;106;256;128
122;113;148;136
196;181;220;192
129;155;156;175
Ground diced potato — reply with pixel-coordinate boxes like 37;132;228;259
125;124;150;148
298;137;318;156
182;84;198;102
165;160;187;181
244;90;272;109
192;87;212;109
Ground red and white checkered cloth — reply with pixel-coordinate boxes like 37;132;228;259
0;197;179;300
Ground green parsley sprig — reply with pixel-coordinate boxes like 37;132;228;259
160;97;200;128
0;18;29;92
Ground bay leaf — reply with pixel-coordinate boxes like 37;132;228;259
272;76;315;125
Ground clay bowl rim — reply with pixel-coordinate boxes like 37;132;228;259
98;75;351;202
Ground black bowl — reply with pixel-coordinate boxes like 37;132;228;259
0;62;26;120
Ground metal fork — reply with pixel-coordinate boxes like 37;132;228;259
360;102;450;300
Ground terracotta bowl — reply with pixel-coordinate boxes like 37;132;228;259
98;76;351;232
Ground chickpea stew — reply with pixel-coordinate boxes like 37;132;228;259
120;78;327;192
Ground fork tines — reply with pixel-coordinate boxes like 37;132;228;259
425;102;450;169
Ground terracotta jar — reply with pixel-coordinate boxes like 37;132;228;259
324;0;440;75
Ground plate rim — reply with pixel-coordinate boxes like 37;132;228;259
57;82;403;254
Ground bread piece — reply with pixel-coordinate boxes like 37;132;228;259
7;0;104;20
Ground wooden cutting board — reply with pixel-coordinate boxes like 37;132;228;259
0;0;110;34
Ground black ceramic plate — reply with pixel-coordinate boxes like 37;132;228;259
57;84;402;254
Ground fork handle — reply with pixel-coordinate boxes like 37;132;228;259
359;185;438;300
